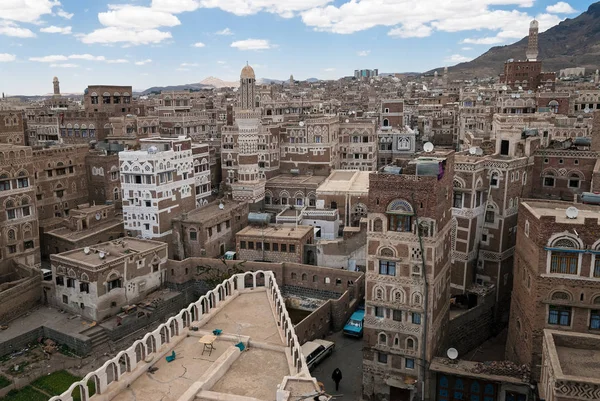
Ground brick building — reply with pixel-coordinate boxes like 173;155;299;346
236;224;314;264
363;150;455;401
59;111;109;144
0;110;26;145
83;85;143;116
506;200;600;380
85;150;122;209
172;199;249;260
33;144;90;222
50;238;168;321
339;119;377;171
42;203;124;258
0;145;40;267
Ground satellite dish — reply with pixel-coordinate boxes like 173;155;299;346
528;90;533;94
516;93;520;98
99;251;105;259
469;147;477;155
423;142;434;153
475;147;484;156
218;202;224;210
477;96;482;101
584;107;590;114
566;207;579;219
148;146;158;154
95;212;101;220
502;85;508;91
447;348;459;360
84;247;90;255
518;86;523;91
345;119;350;123
299;121;305;127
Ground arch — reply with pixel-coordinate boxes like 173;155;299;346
372;218;383;232
160;326;170;344
550;290;572;301
387;199;414;214
391;288;405;303
412;292;422;306
244;272;254;288
134;341;146;363
373;284;386;301
548;235;581;249
117;352;131;374
453;177;465;188
169;318;179;337
256;271;265;286
301;273;307;281
69;383;87;401
406;337;416;350
382;118;389;127
105;362;118;386
145;334;156;353
85;375;100;397
378;332;387;345
379;246;395;257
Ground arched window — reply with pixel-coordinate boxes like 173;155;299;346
373;218;383;232
406;338;415;350
387;199;414;232
543;171;555;187
568;173;581;189
378;333;387;345
485;205;495;223
549;237;580;275
548;100;559;113
490;172;499;187
551;291;571;301
382;118;389;127
7;229;16;241
114;187;120;200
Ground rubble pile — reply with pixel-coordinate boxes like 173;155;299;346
470;360;531;381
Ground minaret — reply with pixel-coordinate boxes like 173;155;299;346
526;20;539;61
53;76;60;97
290;74;294;87
443;66;448;87
239;63;255;110
231;64;265;205
595;69;599;84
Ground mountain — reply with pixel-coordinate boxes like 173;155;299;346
438;2;600;79
305;78;320;83
141;83;211;94
257;78;284;85
200;77;239;88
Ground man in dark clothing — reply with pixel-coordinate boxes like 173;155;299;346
331;368;342;391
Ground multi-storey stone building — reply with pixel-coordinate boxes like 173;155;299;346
0;145;40;267
59;111;109;144
120;137;196;245
0;110;26;145
50;238;168;321
33;144;90;222
24;109;59;145
236;224;314;264
377;126;417;167
192;143;212;207
363;150;455;401
506;200;600;380
85;149;122;209
172;199;249;260
83;85;143;116
339;119;377;171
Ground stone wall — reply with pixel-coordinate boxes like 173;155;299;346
447;289;496;356
295;301;332;344
0;263;41;324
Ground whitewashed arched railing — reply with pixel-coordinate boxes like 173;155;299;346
49;270;308;401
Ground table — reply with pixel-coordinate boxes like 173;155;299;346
198;334;217;356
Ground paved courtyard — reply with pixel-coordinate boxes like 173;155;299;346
311;330;363;400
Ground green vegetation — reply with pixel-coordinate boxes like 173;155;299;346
0;376;10;389
31;370;95;401
1;386;47;401
0;370;95;401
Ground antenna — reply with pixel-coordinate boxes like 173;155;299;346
447;347;458;360
423;142;434;153
565;206;579;219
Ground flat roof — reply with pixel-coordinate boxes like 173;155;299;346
54;274;323;401
544;330;600;384
178;200;246;224
52;238;166;268
237;224;313;240
317;170;370;194
522;200;600;224
267;174;326;186
46;218;123;241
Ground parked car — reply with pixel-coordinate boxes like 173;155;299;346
301;339;335;370
343;309;365;337
41;268;52;281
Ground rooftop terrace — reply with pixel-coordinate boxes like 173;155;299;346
49;271;323;401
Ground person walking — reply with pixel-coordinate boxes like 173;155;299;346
331;367;342;391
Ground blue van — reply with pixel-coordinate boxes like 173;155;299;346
343;309;365;337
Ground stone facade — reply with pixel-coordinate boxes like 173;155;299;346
506;200;600;380
0;111;26;145
50;238;168;322
236;224;314;264
0;145;40;267
363;150;455;401
85;151;122;209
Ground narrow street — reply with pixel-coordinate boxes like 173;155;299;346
310;330;363;401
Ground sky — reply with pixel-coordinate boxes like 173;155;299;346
0;0;595;95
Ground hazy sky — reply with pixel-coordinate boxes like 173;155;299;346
0;0;593;95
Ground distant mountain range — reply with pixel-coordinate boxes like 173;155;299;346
433;1;600;78
140;76;324;94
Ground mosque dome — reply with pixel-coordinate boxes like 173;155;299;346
241;65;255;79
